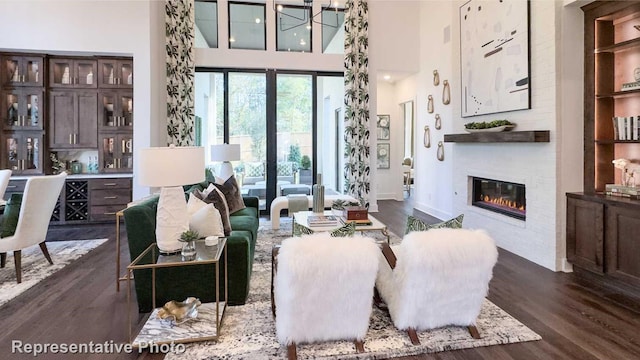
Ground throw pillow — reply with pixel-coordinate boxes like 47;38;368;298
189;203;225;238
405;214;464;234
193;188;232;236
187;192;208;216
1;193;23;238
213;175;246;214
293;221;356;237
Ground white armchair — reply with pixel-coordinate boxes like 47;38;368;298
376;228;498;344
0;173;66;283
273;233;380;359
0;169;11;204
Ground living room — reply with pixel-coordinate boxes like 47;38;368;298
1;0;639;359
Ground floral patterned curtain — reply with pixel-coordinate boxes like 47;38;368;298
344;0;370;208
165;0;195;146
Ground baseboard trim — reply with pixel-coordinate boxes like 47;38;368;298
413;201;451;221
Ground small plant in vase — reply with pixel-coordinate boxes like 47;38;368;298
179;230;200;259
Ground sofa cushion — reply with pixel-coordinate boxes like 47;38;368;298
405;214;464;234
194;188;232;236
232;206;258;218
190;204;225;238
1;193;22;238
230;215;259;242
214;175;246;215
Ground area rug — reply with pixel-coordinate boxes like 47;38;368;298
0;239;108;307
165;219;541;359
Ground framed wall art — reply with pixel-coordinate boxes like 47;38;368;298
377;114;390;140
460;0;530;117
377;143;390;169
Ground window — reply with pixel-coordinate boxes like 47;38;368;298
195;0;218;48
322;8;345;54
229;2;266;50
276;5;312;52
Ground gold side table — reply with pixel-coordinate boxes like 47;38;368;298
115;209;126;291
126;238;228;345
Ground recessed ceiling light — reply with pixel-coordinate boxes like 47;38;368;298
383;75;391;81
255;18;261;24
229;37;236;43
300;39;306;46
306;23;311;30
277;4;283;12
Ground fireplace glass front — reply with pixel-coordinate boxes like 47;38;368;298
472;177;526;220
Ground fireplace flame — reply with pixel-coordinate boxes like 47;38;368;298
482;195;525;211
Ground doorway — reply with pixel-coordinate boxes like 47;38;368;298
401;100;414;196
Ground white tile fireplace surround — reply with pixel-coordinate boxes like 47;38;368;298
452;143;559;271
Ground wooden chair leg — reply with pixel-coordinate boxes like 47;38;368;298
1;252;6;268
373;287;386;309
287;343;297;360
354;340;365;353
468;325;481;339
39;242;53;265
14;250;22;284
407;327;420;345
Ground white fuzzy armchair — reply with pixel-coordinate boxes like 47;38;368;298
273;233;380;359
376;228;498;344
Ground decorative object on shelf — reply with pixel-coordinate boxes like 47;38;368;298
424;125;431;148
210;143;241;181
427;95;434;113
7;102;17;126
30;96;38;126
377;114;390;140
139;145;205;254
312;173;325;213
86;70;93;85
108;68;115;85
377;144;390;169
442;80;451;105
157;297;202;324
50;152;67;175
437;141;445;161
433;70;440;86
612;158;640;187
460;0;530;117
179;230;200;259
62;66;70;84
11;67;19;82
464;120;515;133
435;114;442;130
127;72;133;85
70;161;82;174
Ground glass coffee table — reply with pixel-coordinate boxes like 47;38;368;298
126;238;227;345
292;210;390;244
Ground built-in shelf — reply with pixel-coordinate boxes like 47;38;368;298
594;36;640;53
596;88;640;99
595;139;640;145
443;130;550;143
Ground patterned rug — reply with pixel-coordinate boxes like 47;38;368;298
0;239;108;307
165;219;541;359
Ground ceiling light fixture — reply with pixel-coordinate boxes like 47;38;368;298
255;18;261;24
383;75;391;81
229;37;236;43
274;0;342;32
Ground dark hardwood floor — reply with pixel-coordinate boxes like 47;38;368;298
1;198;639;359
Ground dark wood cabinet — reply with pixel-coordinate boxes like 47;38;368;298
48;91;98;149
1;88;44;130
1;132;44;175
97;59;133;88
99;133;133;173
98;90;133;130
605;204;640;287
88;177;131;222
49;58;98;88
1;55;44;87
566;197;604;274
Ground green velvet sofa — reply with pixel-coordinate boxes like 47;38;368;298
123;190;259;313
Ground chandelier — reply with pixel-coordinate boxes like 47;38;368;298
274;0;342;32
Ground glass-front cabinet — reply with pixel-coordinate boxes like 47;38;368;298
98;59;133;88
1;89;44;130
49;58;98;88
99;133;133;173
2;132;44;175
99;91;133;130
1;55;43;87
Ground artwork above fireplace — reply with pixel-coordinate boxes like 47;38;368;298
472;177;526;220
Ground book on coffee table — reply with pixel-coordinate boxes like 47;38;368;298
307;214;339;226
340;217;373;226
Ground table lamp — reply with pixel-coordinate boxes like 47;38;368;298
139;145;204;253
210;143;241;180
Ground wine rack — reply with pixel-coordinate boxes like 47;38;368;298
64;180;88;222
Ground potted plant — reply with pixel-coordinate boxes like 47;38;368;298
299;155;312;184
179;230;200;258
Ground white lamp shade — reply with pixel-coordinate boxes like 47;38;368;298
139;146;205;187
210;144;241;162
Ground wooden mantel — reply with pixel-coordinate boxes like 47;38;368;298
443;130;550;143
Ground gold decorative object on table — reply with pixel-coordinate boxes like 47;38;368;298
157;297;202;324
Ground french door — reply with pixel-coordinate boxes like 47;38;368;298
195;68;343;211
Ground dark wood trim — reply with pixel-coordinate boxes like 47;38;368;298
443;130;550;143
354;340;364;353
287;343;297;360
468;325;481;339
407;328;420;345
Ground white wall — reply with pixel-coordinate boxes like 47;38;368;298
375;81;403;199
0;0;167;199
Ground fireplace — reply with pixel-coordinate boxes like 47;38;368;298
472;177;526;220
